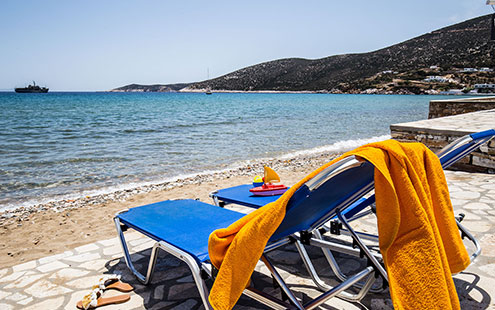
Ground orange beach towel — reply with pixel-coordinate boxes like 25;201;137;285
208;140;470;310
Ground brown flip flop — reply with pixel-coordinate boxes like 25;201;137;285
96;274;134;292
76;289;130;309
105;280;133;292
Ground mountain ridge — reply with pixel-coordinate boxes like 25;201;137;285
112;14;494;94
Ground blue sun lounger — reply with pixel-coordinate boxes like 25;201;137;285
114;129;493;309
210;129;495;212
115;153;393;309
208;129;494;290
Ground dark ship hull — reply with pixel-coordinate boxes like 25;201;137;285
15;87;49;93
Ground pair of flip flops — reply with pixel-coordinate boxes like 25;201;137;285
77;274;133;309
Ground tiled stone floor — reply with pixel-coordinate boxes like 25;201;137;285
391;109;495;134
0;170;494;309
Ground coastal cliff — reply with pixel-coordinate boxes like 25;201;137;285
113;14;494;94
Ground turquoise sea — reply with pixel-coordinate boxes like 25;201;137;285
0;92;458;211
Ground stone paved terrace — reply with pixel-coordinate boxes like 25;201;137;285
391;109;495;173
0;170;494;310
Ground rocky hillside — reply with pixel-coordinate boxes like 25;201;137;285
113;14;494;93
111;83;191;92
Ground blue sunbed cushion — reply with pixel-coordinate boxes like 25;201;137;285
213;184;287;208
117;199;245;263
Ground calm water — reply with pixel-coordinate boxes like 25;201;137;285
0;92;455;210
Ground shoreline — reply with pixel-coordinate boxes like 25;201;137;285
109;88;495;96
0;135;390;219
0;151;341;225
0;150;344;268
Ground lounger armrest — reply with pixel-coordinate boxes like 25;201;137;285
470;128;495;141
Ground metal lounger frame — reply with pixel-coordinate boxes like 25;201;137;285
114;130;493;309
209;130;493;294
114;157;388;309
296;131;492;291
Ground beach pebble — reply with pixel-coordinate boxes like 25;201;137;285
0;152;340;224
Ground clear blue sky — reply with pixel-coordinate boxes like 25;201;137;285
0;0;491;91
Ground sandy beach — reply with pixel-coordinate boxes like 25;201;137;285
0;152;340;269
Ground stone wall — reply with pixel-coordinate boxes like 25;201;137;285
428;96;495;119
391;109;495;173
391;129;495;173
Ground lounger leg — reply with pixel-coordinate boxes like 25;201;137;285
114;217;213;310
310;230;383;293
154;241;213;310
261;255;305;310
295;238;377;301
114;216;150;283
336;210;388;282
302;266;374;310
456;219;481;262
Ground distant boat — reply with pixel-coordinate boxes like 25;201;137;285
15;81;49;93
205;87;212;95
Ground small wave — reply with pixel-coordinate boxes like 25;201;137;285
278;135;390;160
0;135;390;213
122;129;159;134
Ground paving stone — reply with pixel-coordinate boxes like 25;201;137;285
123;231;143;241
11;260;37;273
450;191;481;200
451;199;468;207
479;264;495;277
17;296;33;305
38;251;73;265
471;209;488;215
371;298;394;310
0;290;12;300
480;183;495;190
464;202;491;210
132;240;156;252
103;245;122;256
461;221;492;233
0;268;8;278
37;260;69;273
167;283;197;300
149;301;175;309
153;284;165;300
5;292;28;302
74;243;100;253
0;271;26;283
158;266;191;281
4;274;45;289
177;275;193;283
78;259;111;271
49;268;90;281
269;250;301;265
97;237;118;247
64;290;87;310
480;234;495;257
0;303;13;310
64;252;101;263
129;237;152;246
170;299;198;310
65;275;102;289
22;296;64;310
130;253;145;261
24;279;72;298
